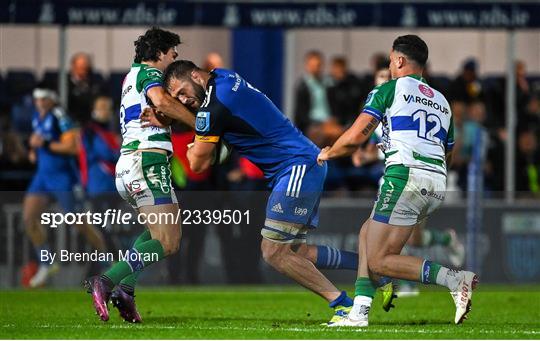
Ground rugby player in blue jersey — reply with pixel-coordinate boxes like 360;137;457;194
145;60;368;325
24;87;106;287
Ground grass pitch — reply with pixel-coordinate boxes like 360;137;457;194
1;285;539;339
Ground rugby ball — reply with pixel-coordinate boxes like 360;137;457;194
212;140;232;165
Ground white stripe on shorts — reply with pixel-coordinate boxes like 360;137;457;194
294;164;307;198
290;164;304;198
286;165;297;197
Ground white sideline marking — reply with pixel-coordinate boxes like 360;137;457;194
2;324;539;335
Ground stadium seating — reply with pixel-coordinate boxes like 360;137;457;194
42;69;59;90
5;70;36;102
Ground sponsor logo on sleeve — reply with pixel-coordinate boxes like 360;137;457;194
365;89;378;105
196;112;210;132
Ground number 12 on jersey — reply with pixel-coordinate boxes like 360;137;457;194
412;109;443;144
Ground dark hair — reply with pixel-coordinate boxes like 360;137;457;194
163;60;201;88
331;56;347;68
375;58;390;71
134;27;181;63
305;50;323;60
392;35;428;67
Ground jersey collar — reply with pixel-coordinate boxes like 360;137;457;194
207;70;217;90
406;73;427;84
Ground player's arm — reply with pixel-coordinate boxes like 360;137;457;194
187;141;216;173
318;113;379;163
49;129;79;155
44;107;79;155
187;94;226;173
146;86;195;129
319;81;392;164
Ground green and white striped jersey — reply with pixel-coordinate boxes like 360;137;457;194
119;63;172;153
362;74;454;175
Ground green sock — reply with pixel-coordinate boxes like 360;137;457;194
355;277;377;298
103;239;165;285
118;230;152;292
421;260;443;284
423;229;451;247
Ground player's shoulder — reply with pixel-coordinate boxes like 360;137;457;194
50;106;69;120
134;63;162;93
51;106;75;131
371;78;398;98
211;69;242;93
136;63;162;76
365;79;397;105
207;68;243;106
135;63;162;82
375;78;398;91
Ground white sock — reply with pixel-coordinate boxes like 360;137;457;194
436;267;460;290
351;296;372;319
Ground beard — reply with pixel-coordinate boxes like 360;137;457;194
187;79;207;113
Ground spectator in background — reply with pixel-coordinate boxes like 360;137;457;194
347;63;390;191
515;61;534;130
79;96;120;276
359;52;388;102
0;107;33;190
327;56;364;126
525;94;540;129
68;52;107;125
79;96;120;200
293;50;335;146
449;58;483;104
488;60;533;131
422;63;447;94
0;113;28;168
203;52;224;71
515;129;540;198
454;100;489;191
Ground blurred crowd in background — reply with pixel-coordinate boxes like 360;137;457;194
293;51;540;198
1;49;539;287
1;50;540;198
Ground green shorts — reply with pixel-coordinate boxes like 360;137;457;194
115;151;177;209
371;165;446;226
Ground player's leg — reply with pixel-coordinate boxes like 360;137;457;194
261;224;341;301
54;188;108;254
408;221;465;267
294;241;358;271
261;228;355;327
86;151;180;322
116;229;151;294
349;166;477;325
365;218;477;324
23;194;49;253
331;218;394;327
262;161;354;324
23;191;57;288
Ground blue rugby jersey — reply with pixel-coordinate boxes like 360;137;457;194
31;107;78;175
194;69;320;180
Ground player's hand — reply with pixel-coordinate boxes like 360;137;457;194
29;133;45;148
28;150;36;164
317;146;331;165
140;107;170;128
351;148;364;167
